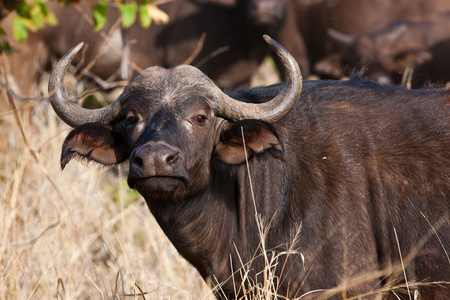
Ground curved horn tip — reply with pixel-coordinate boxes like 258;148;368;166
263;34;274;45
74;41;85;51
263;35;289;55
66;42;85;58
48;42;85;91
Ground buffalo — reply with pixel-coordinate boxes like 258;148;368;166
48;36;449;299
294;0;450;84
3;0;305;95
322;11;450;87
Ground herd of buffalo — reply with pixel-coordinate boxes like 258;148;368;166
3;0;450;92
2;0;450;299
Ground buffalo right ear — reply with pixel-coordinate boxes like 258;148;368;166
214;120;285;165
61;123;129;169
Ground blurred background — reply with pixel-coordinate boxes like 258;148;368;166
1;0;450;298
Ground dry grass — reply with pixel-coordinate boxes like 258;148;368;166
1;49;447;299
0;35;282;298
0;72;213;299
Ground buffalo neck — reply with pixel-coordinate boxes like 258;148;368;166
143;153;295;295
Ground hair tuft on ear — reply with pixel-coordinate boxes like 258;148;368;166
215;120;285;165
60;123;130;169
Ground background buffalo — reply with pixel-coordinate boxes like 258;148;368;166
1;1;449;298
4;0;450;94
295;0;450;86
2;0;304;95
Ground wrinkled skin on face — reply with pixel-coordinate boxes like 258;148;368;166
60;65;283;202
122;70;221;200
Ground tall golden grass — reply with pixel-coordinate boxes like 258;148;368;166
0;70;213;299
1;49;447;299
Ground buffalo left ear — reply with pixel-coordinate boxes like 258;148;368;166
61;123;129;169
215;120;285;165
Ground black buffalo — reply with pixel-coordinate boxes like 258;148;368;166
323;11;450;88
294;0;450;84
3;0;305;95
48;36;450;299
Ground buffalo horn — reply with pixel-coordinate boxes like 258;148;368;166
327;28;355;46
48;42;127;127
214;35;303;123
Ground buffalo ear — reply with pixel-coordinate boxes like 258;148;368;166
61;123;129;169
314;53;345;78
215;120;284;165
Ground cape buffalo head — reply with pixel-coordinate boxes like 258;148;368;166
247;0;289;29
48;35;302;201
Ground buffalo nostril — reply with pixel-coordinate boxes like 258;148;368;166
132;149;144;168
166;152;179;164
131;143;182;172
134;155;144;167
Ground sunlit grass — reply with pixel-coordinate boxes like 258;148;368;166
0;73;212;299
1;54;448;300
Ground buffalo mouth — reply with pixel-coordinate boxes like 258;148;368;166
128;175;189;197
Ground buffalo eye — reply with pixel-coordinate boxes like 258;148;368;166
193;115;207;124
126;115;138;126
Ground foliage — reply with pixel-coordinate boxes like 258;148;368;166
0;89;211;299
11;0;58;41
92;1;108;30
107;177;141;206
93;0;160;30
0;0;166;48
0;28;12;54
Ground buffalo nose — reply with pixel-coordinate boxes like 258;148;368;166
131;143;181;172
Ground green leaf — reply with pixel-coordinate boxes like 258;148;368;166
13;18;28;42
93;2;108;31
39;2;58;25
138;5;151;28
18;17;38;32
45;10;59;26
30;5;45;28
0;41;13;55
15;3;30;18
120;3;137;28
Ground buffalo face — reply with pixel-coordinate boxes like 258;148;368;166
50;36;302;202
121;69;222;200
247;0;288;29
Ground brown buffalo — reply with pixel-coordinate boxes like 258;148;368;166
293;0;450;83
2;0;306;95
322;11;450;87
48;36;450;299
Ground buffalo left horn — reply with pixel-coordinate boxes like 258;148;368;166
48;42;128;127
213;35;303;123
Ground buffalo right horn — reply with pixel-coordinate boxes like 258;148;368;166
48;42;128;127
212;35;303;123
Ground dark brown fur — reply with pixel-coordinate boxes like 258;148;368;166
293;0;450;86
60;67;450;299
325;12;450;87
3;0;304;93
